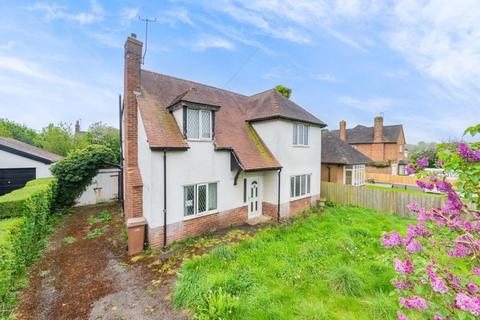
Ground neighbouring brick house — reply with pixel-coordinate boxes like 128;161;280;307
122;34;326;254
321;130;373;186
331;116;408;176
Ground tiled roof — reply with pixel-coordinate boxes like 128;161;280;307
321;131;373;165
140;70;318;170
0;137;62;164
331;124;403;144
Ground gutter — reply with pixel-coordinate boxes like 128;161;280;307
277;168;282;222
163;149;167;248
118;94;124;214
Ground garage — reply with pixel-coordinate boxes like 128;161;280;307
0;168;36;196
0;137;62;196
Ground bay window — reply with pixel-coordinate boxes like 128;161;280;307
184;182;218;217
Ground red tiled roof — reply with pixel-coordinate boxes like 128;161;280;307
138;69;325;171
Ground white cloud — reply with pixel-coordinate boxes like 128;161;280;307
339;96;396;112
387;0;480;91
28;0;104;24
197;0;377;47
0;54;54;80
159;7;195;27
192;34;235;51
121;7;139;22
311;73;341;82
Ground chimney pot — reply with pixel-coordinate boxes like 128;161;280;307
131;33;137;39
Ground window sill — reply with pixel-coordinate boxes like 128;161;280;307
183;210;219;221
292;144;310;148
289;194;311;201
187;139;213;142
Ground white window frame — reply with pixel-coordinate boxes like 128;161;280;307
344;165;365;186
186;108;212;141
183;181;218;218
293;123;309;146
290;174;312;199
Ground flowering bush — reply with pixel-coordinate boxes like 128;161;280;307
382;125;480;319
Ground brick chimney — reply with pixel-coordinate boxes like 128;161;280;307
123;33;146;255
339;120;346;141
374;115;383;143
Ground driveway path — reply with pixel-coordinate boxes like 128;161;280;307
14;204;187;320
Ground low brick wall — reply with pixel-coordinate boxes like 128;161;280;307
289;196;312;216
262;202;277;219
148;205;248;247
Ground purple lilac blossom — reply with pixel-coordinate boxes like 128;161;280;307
467;282;479;294
416;180;434;190
406;239;422;253
454;293;480;316
397;311;409;320
473;267;480;277
381;231;403;248
394;258;414;275
416;157;429;168
406;165;416;175
399;296;428;311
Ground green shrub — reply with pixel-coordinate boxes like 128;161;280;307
0;178;57;317
195;287;239;320
51;144;115;208
0;178;55;218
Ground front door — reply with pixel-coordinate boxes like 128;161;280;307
247;177;262;218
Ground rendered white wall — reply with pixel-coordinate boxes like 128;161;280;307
252;119;322;210
76;168;120;206
0;149;53;178
137;112;153;224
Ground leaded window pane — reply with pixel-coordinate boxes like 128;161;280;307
298;124;304;145
187;109;199;139
197;184;207;213
208;183;217;210
184;185;195;216
201;110;211;139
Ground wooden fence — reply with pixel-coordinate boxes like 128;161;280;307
320;182;445;217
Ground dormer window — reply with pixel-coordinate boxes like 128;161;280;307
186;108;212;140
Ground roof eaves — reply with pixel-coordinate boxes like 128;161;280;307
246;115;327;127
0;144;55;164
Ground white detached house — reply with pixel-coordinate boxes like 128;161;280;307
122;34;326;254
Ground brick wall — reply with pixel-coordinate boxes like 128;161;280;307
148;206;248;247
123;35;144;220
262;202;277;219
289;196;312;216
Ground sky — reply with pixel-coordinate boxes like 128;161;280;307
0;0;479;144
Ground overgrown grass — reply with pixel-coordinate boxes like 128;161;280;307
366;184;444;197
173;206;411;319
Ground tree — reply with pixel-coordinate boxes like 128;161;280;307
85;122;120;164
408;141;438;167
275;85;292;99
51;145;116;208
0;118;39;145
382;124;480;319
35;123;75;156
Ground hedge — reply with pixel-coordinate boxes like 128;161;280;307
0;178;57;317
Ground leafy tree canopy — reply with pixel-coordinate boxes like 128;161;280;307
275;85;292;99
51;144;116;208
408;141;438;167
0;118;39;145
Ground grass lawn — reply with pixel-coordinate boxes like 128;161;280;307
366;184;444;197
173;206;412;320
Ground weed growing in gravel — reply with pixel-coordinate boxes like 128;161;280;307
85;227;105;239
63;236;76;244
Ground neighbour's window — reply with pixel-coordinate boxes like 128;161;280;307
184;182;218;217
345;165;365;186
290;174;311;198
186;108;212;140
293;123;309;146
